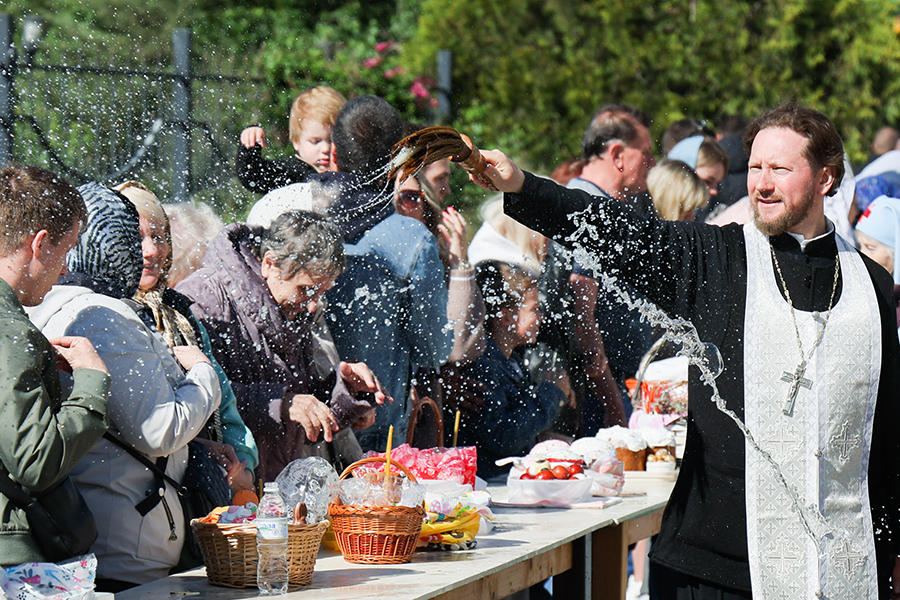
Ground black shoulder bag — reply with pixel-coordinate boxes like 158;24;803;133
0;468;97;563
102;433;232;569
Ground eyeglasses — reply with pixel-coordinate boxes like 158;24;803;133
397;190;424;207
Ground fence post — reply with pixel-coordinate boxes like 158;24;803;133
172;28;192;202
435;49;452;123
0;14;14;166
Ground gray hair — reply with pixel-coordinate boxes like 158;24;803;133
260;210;345;279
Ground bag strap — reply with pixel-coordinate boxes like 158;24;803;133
0;467;35;509
102;432;189;520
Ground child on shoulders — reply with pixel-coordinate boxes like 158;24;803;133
236;86;346;194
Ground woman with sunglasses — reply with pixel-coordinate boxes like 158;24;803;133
394;173;486;371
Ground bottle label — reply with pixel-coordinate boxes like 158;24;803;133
257;518;288;540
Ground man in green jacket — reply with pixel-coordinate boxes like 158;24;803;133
0;164;110;565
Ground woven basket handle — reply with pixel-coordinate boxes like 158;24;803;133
339;456;418;483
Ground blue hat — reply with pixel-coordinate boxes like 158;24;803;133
855;195;900;284
667;136;704;169
855;174;900;212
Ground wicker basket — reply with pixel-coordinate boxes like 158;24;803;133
192;520;328;588
328;456;426;564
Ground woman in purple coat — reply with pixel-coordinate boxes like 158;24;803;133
178;211;389;482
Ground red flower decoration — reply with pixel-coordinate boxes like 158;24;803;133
410;80;430;99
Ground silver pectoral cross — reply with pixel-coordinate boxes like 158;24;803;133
780;363;812;416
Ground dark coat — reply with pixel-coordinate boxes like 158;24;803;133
177;223;374;481
453;341;565;479
504;172;900;593
235;144;316;195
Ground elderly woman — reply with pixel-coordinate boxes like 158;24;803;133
26;184;220;590
177;211;389;482
855;195;900;334
114;182;257;492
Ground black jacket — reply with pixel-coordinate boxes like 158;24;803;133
504;172;900;593
235;144;316;195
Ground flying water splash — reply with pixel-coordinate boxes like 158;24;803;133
566;205;829;546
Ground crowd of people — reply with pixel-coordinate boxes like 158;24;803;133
2;86;900;599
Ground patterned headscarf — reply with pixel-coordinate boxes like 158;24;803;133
67;182;142;300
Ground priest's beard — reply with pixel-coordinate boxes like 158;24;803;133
751;187;817;236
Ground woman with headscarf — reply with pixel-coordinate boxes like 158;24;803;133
26;183;220;591
177;211;390;482
855;195;900;335
114;181;257;492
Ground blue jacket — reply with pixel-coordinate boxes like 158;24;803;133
455;340;566;479
326;210;452;450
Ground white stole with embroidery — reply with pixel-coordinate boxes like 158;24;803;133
743;223;881;599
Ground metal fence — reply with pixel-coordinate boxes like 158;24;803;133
0;13;260;212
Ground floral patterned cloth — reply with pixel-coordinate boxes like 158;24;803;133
1;555;96;600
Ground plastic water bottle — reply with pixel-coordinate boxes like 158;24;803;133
257;482;289;595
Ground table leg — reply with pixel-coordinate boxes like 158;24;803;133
552;533;587;600
591;509;664;600
592;523;628;599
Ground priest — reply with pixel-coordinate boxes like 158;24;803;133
472;105;900;600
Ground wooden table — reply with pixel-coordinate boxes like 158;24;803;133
117;477;673;600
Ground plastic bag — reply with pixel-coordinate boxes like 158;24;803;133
419;489;493;547
585;456;625;496
0;555;96;600
363;445;478;486
505;468;593;504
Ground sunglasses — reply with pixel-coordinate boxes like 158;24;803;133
397;190;424;206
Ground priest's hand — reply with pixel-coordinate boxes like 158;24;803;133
469;149;525;194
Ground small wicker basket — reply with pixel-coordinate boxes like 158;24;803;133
192;520;328;588
328;456;426;564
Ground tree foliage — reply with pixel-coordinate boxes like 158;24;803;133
4;0;900;215
410;0;900;170
195;2;438;146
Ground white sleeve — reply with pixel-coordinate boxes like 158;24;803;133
60;302;221;457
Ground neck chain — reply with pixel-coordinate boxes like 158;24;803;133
770;244;840;416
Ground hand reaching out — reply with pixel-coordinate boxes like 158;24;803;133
438;206;469;269
545;367;577;409
172;345;211;371
352;408;377;431
192;438;255;493
440;366;487;416
338;361;391;404
240;126;267;149
286;394;338;442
